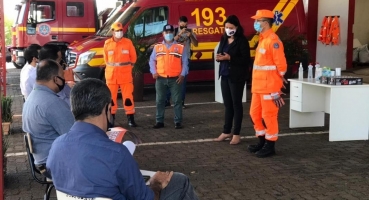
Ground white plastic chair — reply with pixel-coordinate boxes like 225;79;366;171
56;190;112;200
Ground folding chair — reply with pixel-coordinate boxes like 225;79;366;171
24;133;54;200
56;190;112;200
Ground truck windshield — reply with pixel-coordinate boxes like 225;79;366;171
97;6;140;37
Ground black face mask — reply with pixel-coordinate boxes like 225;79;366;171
55;76;65;92
105;103;114;131
180;26;187;29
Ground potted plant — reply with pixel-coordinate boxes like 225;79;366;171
125;20;152;102
1;95;13;135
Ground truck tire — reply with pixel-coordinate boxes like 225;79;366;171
13;61;25;69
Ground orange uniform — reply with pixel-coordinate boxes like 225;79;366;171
154;43;184;77
103;37;137;115
250;28;287;141
330;16;340;45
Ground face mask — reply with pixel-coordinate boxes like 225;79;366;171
55;76;65;92
254;22;263;32
114;31;123;39
225;28;236;36
105;103;113;131
164;33;174;41
180;26;187;29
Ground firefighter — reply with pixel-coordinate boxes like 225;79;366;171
248;10;287;158
103;22;137;127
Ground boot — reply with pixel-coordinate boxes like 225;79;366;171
247;136;265;153
127;114;137;127
255;140;276;158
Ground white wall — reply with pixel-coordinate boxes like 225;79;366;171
353;0;369;45
316;0;349;70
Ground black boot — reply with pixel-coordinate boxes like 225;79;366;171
127;114;137;127
247;136;265;153
255;140;276;158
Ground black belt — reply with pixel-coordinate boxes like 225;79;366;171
158;76;179;79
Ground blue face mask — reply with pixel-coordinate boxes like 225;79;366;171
254;22;263;32
164;33;174;41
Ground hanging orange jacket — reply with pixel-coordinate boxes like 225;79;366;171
252;29;287;94
103;37;137;84
330;16;340;45
324;16;332;45
154;43;184;77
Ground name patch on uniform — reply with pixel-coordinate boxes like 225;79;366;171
273;43;279;49
108;51;114;55
259;48;266;54
122;49;129;54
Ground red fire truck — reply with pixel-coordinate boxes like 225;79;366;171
67;0;314;85
9;0;115;69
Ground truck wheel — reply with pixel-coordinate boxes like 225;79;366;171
12;61;25;69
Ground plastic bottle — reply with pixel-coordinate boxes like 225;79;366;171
298;62;303;80
315;62;320;69
308;63;313;80
315;62;321;83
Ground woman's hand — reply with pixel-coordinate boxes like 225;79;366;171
216;52;231;61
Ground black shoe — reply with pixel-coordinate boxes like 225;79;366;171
165;100;171;107
248;136;265;153
175;123;182;129
127;114;137;127
255;140;276;158
153;122;164;129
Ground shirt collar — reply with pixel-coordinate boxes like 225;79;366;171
70;121;109;139
260;29;274;40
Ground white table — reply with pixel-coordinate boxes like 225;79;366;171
288;79;369;141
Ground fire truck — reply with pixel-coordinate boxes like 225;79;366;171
67;0;312;85
9;0;115;69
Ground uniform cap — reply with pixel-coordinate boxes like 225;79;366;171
111;22;123;31
163;24;174;32
251;10;274;20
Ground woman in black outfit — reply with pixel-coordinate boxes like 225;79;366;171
214;15;251;145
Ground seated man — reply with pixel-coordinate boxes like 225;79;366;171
20;44;41;100
39;44;74;107
47;78;199;200
22;59;74;178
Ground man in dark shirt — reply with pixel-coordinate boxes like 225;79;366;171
47;78;198;199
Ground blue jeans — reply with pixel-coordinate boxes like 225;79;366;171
156;77;182;124
166;75;187;103
159;173;199;200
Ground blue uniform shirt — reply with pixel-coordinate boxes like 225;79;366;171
22;84;74;165
47;122;154;199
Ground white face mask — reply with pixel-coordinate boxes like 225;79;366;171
114;31;123;39
225;28;236;36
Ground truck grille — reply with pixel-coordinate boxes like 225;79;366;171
66;50;77;67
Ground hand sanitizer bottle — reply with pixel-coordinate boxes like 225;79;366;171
298;62;303;80
308;63;313;80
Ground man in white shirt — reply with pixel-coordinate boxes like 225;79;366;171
20;44;41;100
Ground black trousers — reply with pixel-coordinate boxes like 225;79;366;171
220;76;246;135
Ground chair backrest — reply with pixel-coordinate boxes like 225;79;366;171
24;133;52;184
56;190;112;200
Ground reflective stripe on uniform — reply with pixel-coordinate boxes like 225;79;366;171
169;52;182;57
265;134;278;140
106;62;132;66
156;52;166;56
263;95;272;100
256;130;266;136
253;65;277;70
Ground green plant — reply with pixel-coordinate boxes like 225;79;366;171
125;22;152;76
1;96;13;123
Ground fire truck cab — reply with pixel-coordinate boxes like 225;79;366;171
10;0;112;69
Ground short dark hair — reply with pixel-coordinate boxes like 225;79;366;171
39;44;60;60
179;16;188;23
223;15;244;38
264;18;274;27
71;78;111;121
24;44;41;64
36;59;60;81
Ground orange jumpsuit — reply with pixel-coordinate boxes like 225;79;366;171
103;37;137;115
250;29;287;141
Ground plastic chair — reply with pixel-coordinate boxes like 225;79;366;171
24;133;54;200
56;190;112;200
